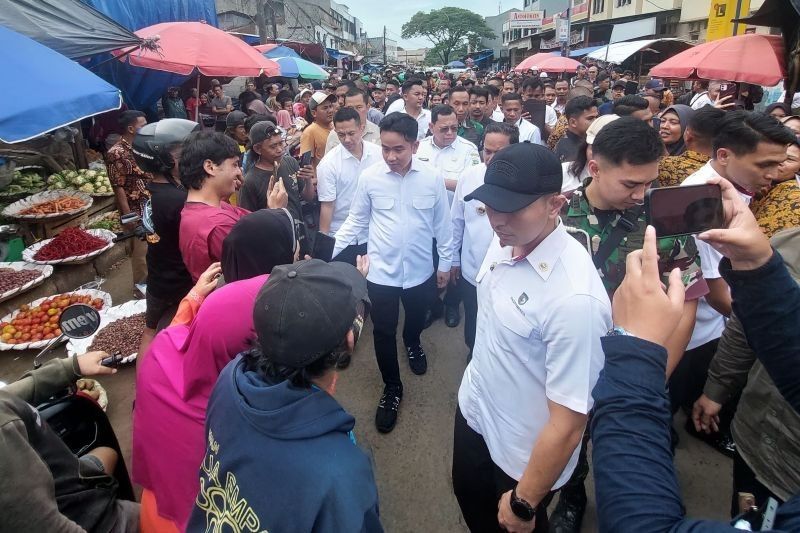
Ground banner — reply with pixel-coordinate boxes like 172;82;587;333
706;0;750;41
509;11;543;29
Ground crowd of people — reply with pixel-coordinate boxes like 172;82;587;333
3;59;800;533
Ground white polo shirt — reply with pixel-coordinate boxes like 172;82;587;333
491;107;505;122
545;105;558;128
385;97;405;115
316;141;383;242
332;158;453;288
416;136;481;205
385;101;431;140
682;162;752;349
690;92;714;110
515;118;543;145
451;163;493;286
324;120;381;154
458;221;611;484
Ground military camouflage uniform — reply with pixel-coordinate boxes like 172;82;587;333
562;182;708;298
458;119;485;153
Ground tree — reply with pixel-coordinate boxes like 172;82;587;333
424;43;466;66
402;7;495;65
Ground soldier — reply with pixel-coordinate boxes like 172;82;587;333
553;117;710;533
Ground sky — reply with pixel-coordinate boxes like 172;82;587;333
342;0;510;48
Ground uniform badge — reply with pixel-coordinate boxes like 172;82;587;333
418;157;429;161
476;205;486;216
517;292;529;305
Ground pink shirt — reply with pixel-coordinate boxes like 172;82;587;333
179;201;249;281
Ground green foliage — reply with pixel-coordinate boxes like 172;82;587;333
402;7;496;65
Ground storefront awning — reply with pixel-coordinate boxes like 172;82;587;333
569;45;604;58
610;17;657;43
587;38;689;64
326;48;356;60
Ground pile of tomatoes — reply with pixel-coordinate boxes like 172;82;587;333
0;293;105;345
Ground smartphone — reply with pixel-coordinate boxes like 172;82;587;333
300;151;313;167
522;99;546;132
719;82;739;104
645;184;724;238
312;231;336;262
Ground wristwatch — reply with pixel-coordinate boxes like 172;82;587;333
510;487;536;522
606;326;631;337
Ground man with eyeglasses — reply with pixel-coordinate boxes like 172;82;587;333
417;104;480;328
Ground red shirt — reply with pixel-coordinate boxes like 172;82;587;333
179;202;249;281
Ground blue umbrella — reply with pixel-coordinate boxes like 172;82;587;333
447;60;466;68
272;56;329;80
262;45;301;59
0;25;121;143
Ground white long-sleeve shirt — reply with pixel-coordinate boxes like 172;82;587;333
515;118;543;145
332;158;453;288
416;136;480;205
451;163;494;286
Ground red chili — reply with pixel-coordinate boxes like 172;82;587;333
33;227;109;261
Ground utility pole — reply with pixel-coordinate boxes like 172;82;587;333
267;1;278;40
383;25;387;65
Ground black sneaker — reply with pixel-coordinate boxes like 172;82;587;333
406;344;427;375
375;385;402;433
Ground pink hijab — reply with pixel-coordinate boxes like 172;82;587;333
276;109;293;129
132;275;266;529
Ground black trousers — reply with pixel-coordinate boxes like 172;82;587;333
368;276;435;387
334;243;367;267
731;449;783;518
461;277;478;350
453;408;553;532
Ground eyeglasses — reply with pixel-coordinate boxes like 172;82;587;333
436;126;459;133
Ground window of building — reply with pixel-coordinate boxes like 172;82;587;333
593;0;605;14
616;0;631;6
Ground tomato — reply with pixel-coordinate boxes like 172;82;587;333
47;308;58;316
1;333;10;341
13;332;21;339
54;328;62;336
48;316;58;324
20;333;30;341
32;334;42;341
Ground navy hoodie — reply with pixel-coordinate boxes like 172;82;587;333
187;355;383;533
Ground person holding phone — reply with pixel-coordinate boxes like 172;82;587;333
331;113;452;434
501;92;542;145
676;112;795;455
555;117;710;533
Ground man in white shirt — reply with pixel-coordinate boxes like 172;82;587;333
450;122;519;356
521;77;558;137
691;80;722;110
417;104;481;329
452;143;611;532
501;92;542;145
553;79;569;115
325;88;381;153
317;107;383;265
678;111;794;453
332;112;452;434
385;79;431;140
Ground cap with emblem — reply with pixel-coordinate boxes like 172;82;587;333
644;79;666;92
465;143;562;213
612;79;626;90
308;91;336;110
249;121;282;146
586;114;620;145
225;110;247;129
253;259;370;368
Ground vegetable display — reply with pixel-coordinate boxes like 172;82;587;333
33;227;109;261
0;268;42;293
0;293;105;344
87;210;123;233
48;168;112;196
19;196;87;216
0;169;46;197
89;313;146;357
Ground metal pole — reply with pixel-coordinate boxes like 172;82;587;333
383;26;387;65
732;0;743;36
564;7;571;58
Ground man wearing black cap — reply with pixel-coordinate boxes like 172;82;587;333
189;259;382;532
598;80;626;115
452;143;611;533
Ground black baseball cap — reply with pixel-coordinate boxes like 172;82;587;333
612;79;626;89
465;143;562;213
253;259;369;368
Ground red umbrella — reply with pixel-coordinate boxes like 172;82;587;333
535;55;583;74
253;44;278;53
514;53;559;73
114;22;279;77
649;33;785;86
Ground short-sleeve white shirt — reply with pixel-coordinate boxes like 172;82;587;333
515;118;543;145
416;136;481;205
458;222;612;484
451;163;494;285
316;141;383;242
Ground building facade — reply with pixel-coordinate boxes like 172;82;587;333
366;36;398;63
484;8;520;69
677;0;767;43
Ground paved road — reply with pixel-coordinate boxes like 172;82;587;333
0;260;734;531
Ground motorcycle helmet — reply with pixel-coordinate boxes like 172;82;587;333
132;118;200;175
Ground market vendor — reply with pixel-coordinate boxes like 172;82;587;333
106;110;150;294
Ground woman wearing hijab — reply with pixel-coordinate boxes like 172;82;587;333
659;104;694;156
766;102;791;119
753;140;800;237
133;209;297;533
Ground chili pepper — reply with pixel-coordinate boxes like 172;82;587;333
33;227;109;261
